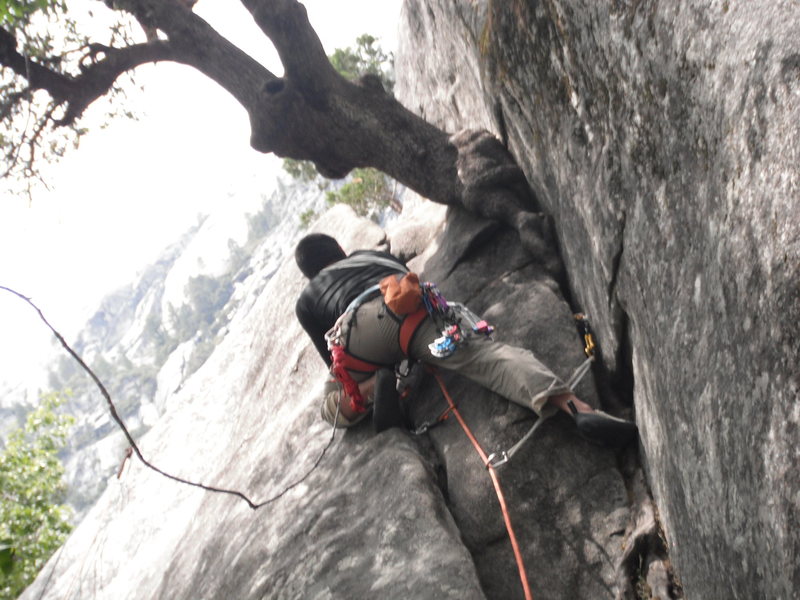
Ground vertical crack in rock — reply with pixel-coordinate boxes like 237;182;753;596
607;211;626;305
616;468;685;600
493;99;509;149
602;210;635;412
613;309;635;411
602;212;678;598
603;195;633;386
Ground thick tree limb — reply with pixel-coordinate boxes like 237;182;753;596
0;26;75;101
112;0;273;109
1;0;274;125
240;0;335;98
225;0;462;203
59;41;180;125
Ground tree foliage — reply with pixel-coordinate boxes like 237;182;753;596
0;392;74;600
1;0;136;196
283;34;397;222
0;0;58;29
281;157;319;184
328;34;394;93
325;167;394;217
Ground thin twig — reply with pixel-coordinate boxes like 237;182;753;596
1;285;337;510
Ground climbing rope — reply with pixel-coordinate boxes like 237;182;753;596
416;314;601;597
428;368;534;600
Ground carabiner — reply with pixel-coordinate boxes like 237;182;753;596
486;451;510;469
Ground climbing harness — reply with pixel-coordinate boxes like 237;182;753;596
485;313;598;468
325;284;383;413
325;280;429;414
325;276;492;413
428;369;534;600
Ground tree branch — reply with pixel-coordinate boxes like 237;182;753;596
0;26;74;101
0;25;180;126
5;102;57;180
113;0;274;109
58;41;179;125
0;284;342;512
59;40;181;125
227;1;460;201
0;88;29;125
240;0;336;97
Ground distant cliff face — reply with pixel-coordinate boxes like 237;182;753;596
41;179;327;521
397;1;799;598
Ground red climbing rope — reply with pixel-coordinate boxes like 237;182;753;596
429;369;533;600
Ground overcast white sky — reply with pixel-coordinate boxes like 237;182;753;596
0;0;403;389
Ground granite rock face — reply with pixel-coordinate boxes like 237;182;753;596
397;1;799;598
22;200;633;600
21;2;799;599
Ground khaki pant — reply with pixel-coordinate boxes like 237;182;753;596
322;297;569;426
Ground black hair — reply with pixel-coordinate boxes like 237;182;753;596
294;233;346;279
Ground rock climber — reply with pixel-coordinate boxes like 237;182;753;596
294;233;637;447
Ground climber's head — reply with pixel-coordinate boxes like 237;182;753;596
295;233;346;279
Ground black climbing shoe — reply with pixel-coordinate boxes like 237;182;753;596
568;401;638;448
373;368;405;433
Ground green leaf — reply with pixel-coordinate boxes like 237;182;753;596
0;543;15;575
0;394;73;597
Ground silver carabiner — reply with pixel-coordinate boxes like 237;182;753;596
486;451;509;469
412;422;432;435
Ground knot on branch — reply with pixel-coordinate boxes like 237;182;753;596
251;75;333;154
263;77;286;96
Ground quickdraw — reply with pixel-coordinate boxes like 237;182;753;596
485;313;598;468
574;313;596;358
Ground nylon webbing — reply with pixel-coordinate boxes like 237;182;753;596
486;355;595;468
398;307;427;355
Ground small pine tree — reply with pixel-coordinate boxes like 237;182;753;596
325;168;394;217
282;35;399;219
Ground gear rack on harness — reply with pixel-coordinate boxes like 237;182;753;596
422;282;494;358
